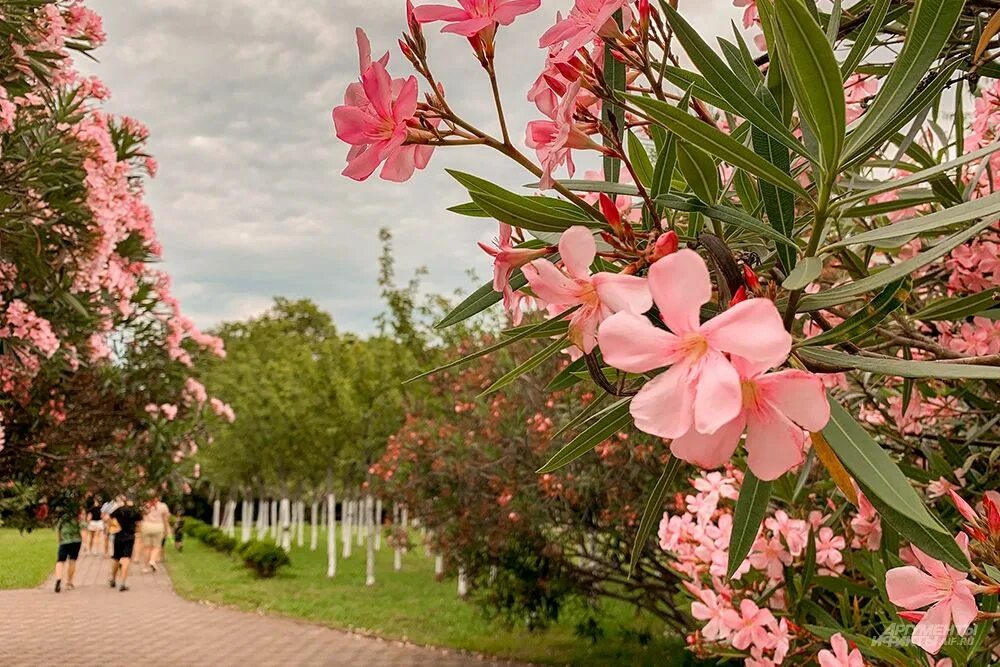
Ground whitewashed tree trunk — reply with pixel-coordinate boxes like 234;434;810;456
256;498;267;539
222;500;234;536
295;500;305;547
341;499;353;558
211;499;221;528
434;554;444;577
242;498;253;542
279;497;291;552
326;493;337;577
401;507;409;553
309;500;319;551
365;495;376;586
457;568;468;597
269;500;278;540
355;498;364;547
374;499;382;551
392;503;402;571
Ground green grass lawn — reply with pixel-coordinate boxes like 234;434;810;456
169;526;699;666
0;527;55;589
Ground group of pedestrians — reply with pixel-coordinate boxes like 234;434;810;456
54;494;179;594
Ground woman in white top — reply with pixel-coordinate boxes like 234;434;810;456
140;497;171;573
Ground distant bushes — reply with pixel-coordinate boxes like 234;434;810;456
185;518;289;578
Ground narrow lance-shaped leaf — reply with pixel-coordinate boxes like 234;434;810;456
727;471;772;578
627;131;653;187
537;398;632;473
845;0;964;157
479;334;568;398
840;0;891;79
627;95;811;200
797;347;1000;381
752;86;798;271
911;289;999;321
676;141;720;204
629;456;683;575
603;9;626;183
655;194;797;246
435;271;528;329
798;278;909;347
799;217;995;310
771;0;845;174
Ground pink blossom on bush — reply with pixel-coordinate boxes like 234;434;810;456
817;633;863;667
538;0;628;62
412;0;540;38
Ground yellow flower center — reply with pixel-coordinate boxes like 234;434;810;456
678;333;709;362
741;379;761;411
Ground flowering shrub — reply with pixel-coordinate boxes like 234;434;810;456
333;0;1000;663
0;1;229;525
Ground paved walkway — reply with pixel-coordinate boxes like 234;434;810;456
0;550;510;666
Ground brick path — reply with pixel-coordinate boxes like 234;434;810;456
0;549;511;666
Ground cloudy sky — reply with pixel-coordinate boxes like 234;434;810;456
80;0;742;334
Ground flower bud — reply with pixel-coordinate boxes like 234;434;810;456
598;193;623;234
729;286;748;306
553;60;581;83
742;264;761;292
649;230;679;261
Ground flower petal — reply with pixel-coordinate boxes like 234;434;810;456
692;351;742;435
911;600;951;655
411;5;470;22
361;62;393;119
568;305;600;354
647;249;711;334
392;76;419;123
523;259;578;306
950;582;979;636
701;298;791;369
592;272;651;314
756;369;830;432
597;312;677;373
630;363;694;439
885;566;942;609
494;0;541;24
441;16;495;35
558;226;596;280
743;408;806;481
670;415;744;470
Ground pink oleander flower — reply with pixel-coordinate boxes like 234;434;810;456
539;0;628;62
333;32;431;182
766;509;809;557
885;534;978;654
815;526;846;572
690;587;738;641
950;489;1000;543
818;633;863;667
412;0;540;37
725;599;777;651
479;223;550;294
598;249;794;453
522;226;650;353
850;490;882;551
526;80;603;189
668;353;830;481
748;535;791;579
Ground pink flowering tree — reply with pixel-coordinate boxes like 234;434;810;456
0;1;229;526
334;0;1000;663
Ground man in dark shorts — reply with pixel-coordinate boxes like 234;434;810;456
55;510;83;593
109;497;142;591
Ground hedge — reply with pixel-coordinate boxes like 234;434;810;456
184;518;289;578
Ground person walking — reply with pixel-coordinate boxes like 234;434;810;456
54;508;83;593
140;496;170;573
100;496;120;558
85;497;104;556
109;497;142;592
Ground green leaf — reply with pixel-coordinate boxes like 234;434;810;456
911;289;999;321
650;128;678;201
603;9;626;183
655;194;798;246
545;356;587;392
660;66;735;113
798;217;995;310
537;399;632;473
449;170;596;234
551;392;610;439
553;180;639;197
627;131;654;187
771;0;845;174
821;397;969;571
799;278;909;347
435;272;528;329
629;456;683;575
479;335;568;397
676;141;719;204
627;95;811;200
782;256;823;290
447;201;491;217
727;470;772;578
661;3;806;159
839;140;1000;207
840;192;939;219
415;311;570;382
751;87;798;271
797;347;1000;381
840;0;891;79
845;0;964;157
828;190;1000;250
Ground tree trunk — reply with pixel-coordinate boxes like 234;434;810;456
341;499;352;558
295;500;305;547
279;497;291;552
269;500;278;540
400;507;409;553
457;568;468;597
392;503;402;571
326;493;337;577
374;499;382;551
365;495;376;586
256;498;267;540
309;500;319;551
242;498;253;542
211;499;221;528
434;554;444;577
355;498;364;547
